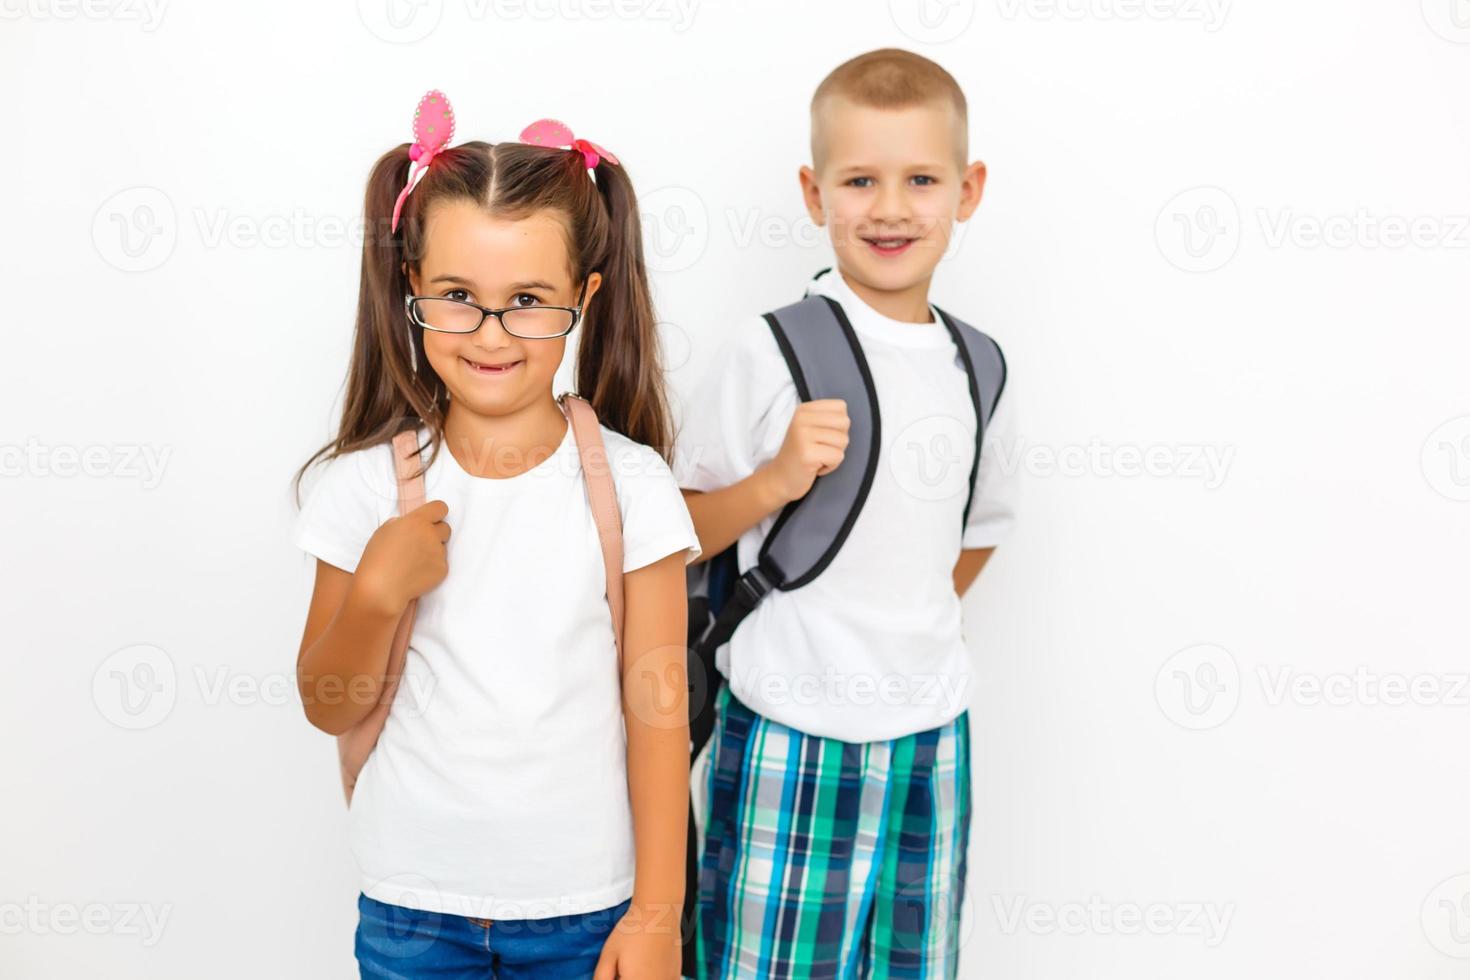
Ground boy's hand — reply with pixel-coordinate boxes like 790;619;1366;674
352;500;451;615
593;901;682;980
762;398;850;504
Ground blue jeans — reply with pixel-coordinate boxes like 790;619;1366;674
355;892;632;979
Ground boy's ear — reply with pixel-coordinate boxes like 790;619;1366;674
956;160;988;222
798;165;825;226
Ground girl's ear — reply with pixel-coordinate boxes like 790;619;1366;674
404;262;419;295
581;271;603;307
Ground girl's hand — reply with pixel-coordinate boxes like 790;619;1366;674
592;901;682;980
762;397;850;504
352;499;451;615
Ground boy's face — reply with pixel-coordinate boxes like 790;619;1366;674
800;98;985;297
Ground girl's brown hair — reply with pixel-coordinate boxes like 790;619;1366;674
293;139;670;498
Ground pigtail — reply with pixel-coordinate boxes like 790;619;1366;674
291;145;445;500
576;159;674;461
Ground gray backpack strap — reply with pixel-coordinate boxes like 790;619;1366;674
932;304;1007;527
757;295;881;590
690;295;879;661
692;294;1004;667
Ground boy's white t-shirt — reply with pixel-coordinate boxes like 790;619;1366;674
674;269;1018;743
293;415;700;920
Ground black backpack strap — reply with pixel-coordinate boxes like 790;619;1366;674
933;303;1007;527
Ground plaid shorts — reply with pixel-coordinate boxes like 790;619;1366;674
695;685;972;980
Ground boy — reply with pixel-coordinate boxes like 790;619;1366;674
675;49;1018;979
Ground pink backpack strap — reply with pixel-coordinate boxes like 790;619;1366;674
336;428;426;805
560;394;626;670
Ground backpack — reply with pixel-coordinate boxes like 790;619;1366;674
335;392;626;805
679;280;1007;975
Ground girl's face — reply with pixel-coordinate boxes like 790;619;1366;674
408;199;600;419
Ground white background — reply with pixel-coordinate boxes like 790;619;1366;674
3;0;1469;977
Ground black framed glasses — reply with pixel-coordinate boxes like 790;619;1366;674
404;281;588;340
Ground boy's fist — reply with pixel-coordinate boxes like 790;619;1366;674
764;398;850;504
353;499;451;614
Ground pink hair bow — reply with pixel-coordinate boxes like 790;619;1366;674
390;89;457;232
519;119;619;171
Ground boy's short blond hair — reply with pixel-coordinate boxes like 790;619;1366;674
810;48;969;171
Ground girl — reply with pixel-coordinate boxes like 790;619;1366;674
291;92;697;979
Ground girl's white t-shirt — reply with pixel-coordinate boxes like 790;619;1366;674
293;417;701;920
